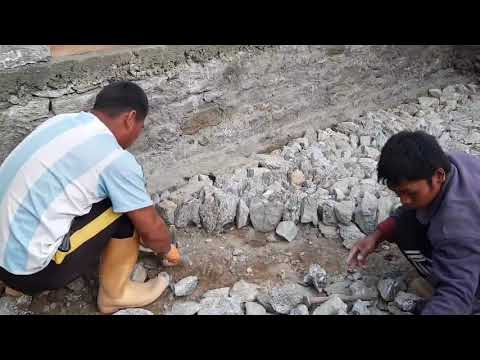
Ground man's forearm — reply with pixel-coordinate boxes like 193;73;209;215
127;206;173;255
376;217;397;243
139;217;172;255
364;228;387;251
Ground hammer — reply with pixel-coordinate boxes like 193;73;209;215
302;293;378;307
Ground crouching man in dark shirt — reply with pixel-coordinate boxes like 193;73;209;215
347;130;480;315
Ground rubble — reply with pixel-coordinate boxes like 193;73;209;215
236;199;250;228
174;276;199;297
339;223;365;249
289;304;309;315
349;280;378;298
387;303;413;315
275;221;298;242
113;308;154;315
418;96;440;108
258;154;291;171
146;82;480;245
289;169;306;187
428;88;442;98
245;301;267;315
0;295;33;315
156;200;177;225
249;197;284;232
394;291;422;312
166;301;200;315
350;300;371;315
174;198;201;228
325;280;353;296
269;283;312;314
283;191;306;223
321;200;337;226
300;194;320;225
369;307;390;315
312;295;348;315
303;264;328;292
377;278;402;302
334;200;355;225
202;287;231;298
318;223;339;240
354;192;379;234
131;263;148;283
377;196;394;223
229;280;259;303
256;291;276;313
198;295;243;315
66;277;86;292
199;188;239;233
333;188;345;201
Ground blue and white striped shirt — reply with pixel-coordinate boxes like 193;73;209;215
0;112;153;275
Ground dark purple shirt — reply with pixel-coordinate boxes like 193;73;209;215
412;152;480;314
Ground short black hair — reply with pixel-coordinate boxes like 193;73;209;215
377;130;451;188
93;80;149;120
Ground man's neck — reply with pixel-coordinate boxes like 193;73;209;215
91;111;117;134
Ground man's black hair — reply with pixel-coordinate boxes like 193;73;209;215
377;130;451;188
93;81;149;120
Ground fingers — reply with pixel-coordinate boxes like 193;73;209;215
164;245;182;266
162;259;179;267
347;246;360;270
347;243;371;271
358;252;368;268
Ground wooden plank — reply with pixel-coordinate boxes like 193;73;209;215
48;45;127;58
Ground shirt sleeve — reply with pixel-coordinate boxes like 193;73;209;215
421;237;480;315
98;151;153;213
376;206;410;242
376;217;397;241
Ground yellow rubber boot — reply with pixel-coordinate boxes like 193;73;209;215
97;236;170;314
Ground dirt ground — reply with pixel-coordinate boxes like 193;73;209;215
25;223;415;315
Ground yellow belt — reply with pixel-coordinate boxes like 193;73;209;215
52;207;122;265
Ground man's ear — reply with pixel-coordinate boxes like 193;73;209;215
124;110;137;130
433;168;446;185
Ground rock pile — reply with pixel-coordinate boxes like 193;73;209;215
152;83;480;253
164;264;424;315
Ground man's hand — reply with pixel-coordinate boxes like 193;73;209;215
127;206;172;255
162;244;181;267
347;230;383;271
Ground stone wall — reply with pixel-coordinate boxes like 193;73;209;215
0;45;477;193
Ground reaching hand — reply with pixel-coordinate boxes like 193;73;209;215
162;244;181;267
346;230;383;271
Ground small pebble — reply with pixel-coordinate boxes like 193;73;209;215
233;248;243;256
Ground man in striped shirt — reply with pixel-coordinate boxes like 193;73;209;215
0;81;180;314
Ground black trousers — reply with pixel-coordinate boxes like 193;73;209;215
0;199;134;295
392;208;433;279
